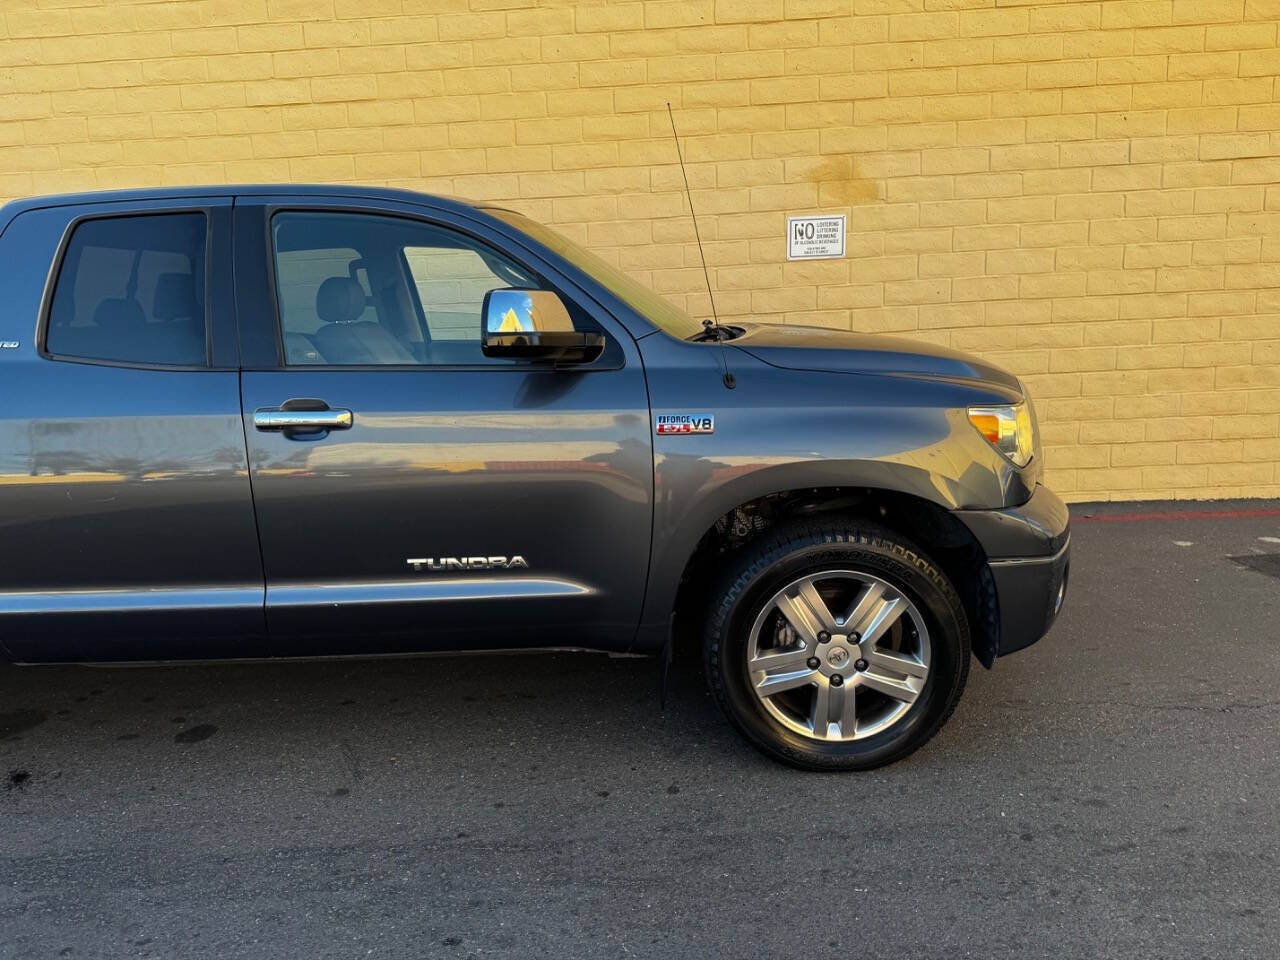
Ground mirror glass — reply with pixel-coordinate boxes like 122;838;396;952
484;289;574;336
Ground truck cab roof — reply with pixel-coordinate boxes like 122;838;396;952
0;184;487;234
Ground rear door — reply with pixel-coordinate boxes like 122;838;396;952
0;198;266;662
233;198;653;656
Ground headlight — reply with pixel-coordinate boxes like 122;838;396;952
967;401;1035;468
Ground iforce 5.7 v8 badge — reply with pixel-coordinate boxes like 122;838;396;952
655;413;714;435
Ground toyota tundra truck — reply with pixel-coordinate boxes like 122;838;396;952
0;186;1069;770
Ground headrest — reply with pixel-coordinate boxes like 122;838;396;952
316;276;367;324
153;272;199;321
92;297;145;331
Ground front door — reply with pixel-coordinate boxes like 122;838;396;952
233;200;653;656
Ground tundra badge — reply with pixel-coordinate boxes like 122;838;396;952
407;556;529;572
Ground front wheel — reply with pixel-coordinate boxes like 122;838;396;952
704;519;971;771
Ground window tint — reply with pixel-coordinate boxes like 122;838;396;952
271;211;555;367
403;246;514;342
46;213;208;366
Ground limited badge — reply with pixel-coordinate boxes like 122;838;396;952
655;413;714;435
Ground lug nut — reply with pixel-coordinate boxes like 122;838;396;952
854;659;868;672
830;674;844;686
806;657;820;670
817;631;831;643
850;632;860;642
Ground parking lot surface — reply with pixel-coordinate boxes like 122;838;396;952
2;502;1278;959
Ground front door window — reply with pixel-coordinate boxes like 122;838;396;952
270;211;574;367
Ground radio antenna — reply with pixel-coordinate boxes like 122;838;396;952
667;101;734;388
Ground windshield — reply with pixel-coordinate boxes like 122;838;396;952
485;209;705;340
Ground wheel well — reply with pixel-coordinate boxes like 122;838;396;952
672;487;1000;668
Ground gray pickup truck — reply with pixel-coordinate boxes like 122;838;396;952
0;185;1069;770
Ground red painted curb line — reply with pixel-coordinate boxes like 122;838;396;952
1073;508;1280;525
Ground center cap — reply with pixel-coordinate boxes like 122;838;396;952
826;645;851;669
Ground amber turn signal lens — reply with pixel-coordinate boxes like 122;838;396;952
967;413;1002;446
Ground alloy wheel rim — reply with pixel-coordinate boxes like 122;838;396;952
745;570;931;743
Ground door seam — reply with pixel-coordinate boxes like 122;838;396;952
232;195;271;646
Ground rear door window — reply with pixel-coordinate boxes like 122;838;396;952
46;213;208;366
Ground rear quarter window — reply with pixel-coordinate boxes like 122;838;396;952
45;213;208;367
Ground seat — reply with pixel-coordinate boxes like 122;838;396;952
285;332;325;364
83;297;147;361
92;296;146;334
151;272;206;364
311;276;415;365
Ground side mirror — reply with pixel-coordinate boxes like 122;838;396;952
481;288;605;365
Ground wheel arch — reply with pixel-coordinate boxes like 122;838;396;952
662;483;1000;668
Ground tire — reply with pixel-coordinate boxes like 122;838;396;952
704;518;970;771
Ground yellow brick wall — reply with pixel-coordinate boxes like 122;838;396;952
2;0;1279;501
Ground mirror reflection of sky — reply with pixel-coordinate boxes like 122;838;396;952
490;291;534;332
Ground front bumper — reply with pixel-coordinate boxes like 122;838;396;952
958;484;1071;658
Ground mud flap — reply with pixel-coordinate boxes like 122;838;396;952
658;613;675;710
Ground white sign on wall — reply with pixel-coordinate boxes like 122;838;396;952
786;214;846;261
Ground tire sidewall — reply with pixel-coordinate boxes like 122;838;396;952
709;529;968;770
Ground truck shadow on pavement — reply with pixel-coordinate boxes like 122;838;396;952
0;644;999;799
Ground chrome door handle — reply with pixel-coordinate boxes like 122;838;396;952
253;408;353;431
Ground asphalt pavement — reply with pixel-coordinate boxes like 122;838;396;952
2;501;1279;959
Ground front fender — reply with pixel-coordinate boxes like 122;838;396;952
634;340;1030;651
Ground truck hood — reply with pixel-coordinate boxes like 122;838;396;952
732;322;1022;392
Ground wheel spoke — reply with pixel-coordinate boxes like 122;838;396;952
866;646;928;679
834;683;858;738
856;667;921;704
809;680;857;739
809;681;831;738
840;580;885;632
774;580;836;643
748;646;811;674
796;580;838;631
755;667;814;697
850;594;906;647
